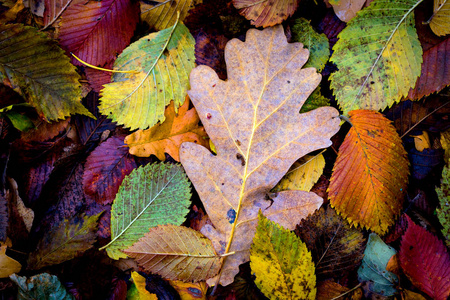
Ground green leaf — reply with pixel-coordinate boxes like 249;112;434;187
27;213;100;269
329;0;423;115
5;111;34;131
10;273;75;300
291;18;330;72
99;22;195;130
300;87;330;114
0;24;93;122
101;162;192;260
250;212;316;300
357;233;398;296
437;163;450;248
141;0;194;31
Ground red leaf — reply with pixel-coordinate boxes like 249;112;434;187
408;38;450;100
399;215;450;300
83;136;136;205
58;0;139;66
85;61;113;93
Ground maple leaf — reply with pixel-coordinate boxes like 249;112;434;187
180;25;340;285
124;98;209;162
58;0;139;67
328;110;409;234
232;0;300;28
250;212;316;299
329;0;423;115
0;24;93;122
400;215;450;300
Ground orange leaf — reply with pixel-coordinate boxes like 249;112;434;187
329;110;409;234
124;99;209;162
232;0;300;28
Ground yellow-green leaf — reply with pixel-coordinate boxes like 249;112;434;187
99;21;195;130
125;224;222;282
127;272;157;300
141;0;195;31
429;0;450;36
272;153;325;192
437;163;450;248
330;0;423;115
250;212;316;300
0;24;93;122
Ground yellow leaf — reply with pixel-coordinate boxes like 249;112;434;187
130;272;157;300
180;25;340;285
169;280;207;300
0;240;21;278
272;153;325;192
441;128;450;163
412;131;431;152
429;0;450;36
250;212;316;299
141;0;195;31
125;98;209;161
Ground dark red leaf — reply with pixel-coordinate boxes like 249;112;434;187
23;153;57;206
194;29;228;80
58;0;139;66
399;215;450;300
83;136;136;205
0;192;7;242
408;38;450;100
107;278;127;300
317;10;345;48
85;62;113;93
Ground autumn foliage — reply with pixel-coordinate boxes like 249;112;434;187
0;0;449;299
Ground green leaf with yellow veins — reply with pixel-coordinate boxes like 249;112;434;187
437;163;450;248
291;18;330;72
330;0;423;115
272;153;325;192
99;21;195;130
250;212;316;300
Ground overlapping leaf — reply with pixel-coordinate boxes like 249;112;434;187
0;194;7;242
329;110;409;234
27;213;100;270
429;0;450;36
99;22;195;130
330;0;423;115
0;24;92;121
43;0;71;28
0;241;21;278
295;206;365;280
124;99;209;161
58;0;139;67
101;162;191;260
330;0;366;22
141;0;194;31
399;215;450;300
125;225;222;282
10;273;75;300
180;25;340;285
357;233;398;296
127;272;157;300
232;0;300;28
83;136;137;205
250;213;316;299
408;38;450;100
272;154;325;192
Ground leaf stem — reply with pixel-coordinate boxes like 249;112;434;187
331;283;362;299
71;53;139;74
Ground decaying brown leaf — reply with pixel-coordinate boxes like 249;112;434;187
180;25;340;285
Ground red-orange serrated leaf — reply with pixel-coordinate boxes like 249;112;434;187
232;0;300;28
408;38;450;100
329;110;409;234
58;0;139;66
83;136;136;205
400;215;450;300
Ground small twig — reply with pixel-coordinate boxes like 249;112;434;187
331;282;363;300
400;100;450;139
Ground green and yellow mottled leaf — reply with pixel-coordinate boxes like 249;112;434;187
437;163;450;248
99;22;195;130
330;0;423;115
0;24;92;122
141;0;194;31
429;0;450;36
125;224;222;282
100;162;191;260
250;212;316;300
273;153;325;192
127;272;157;300
291;18;330;72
